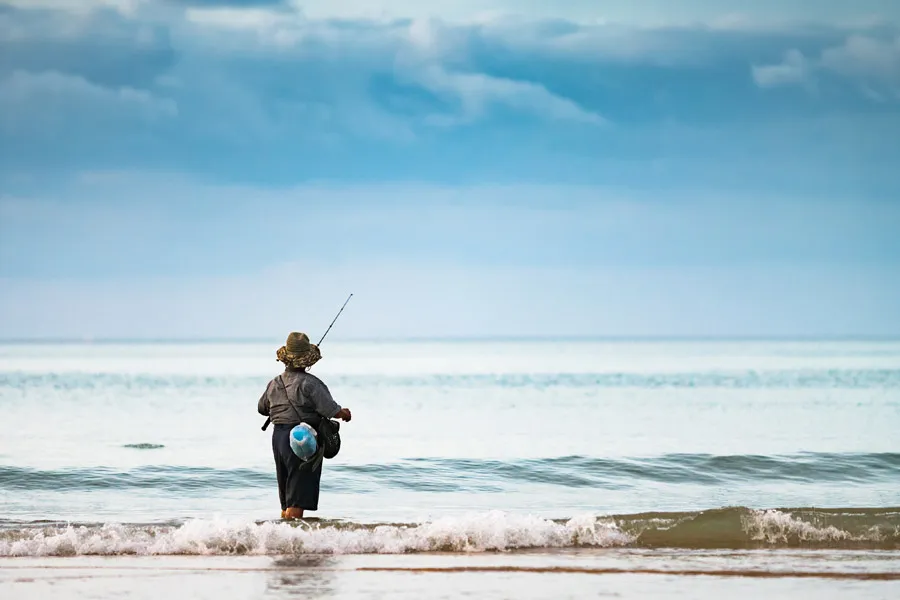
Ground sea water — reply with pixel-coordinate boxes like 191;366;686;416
1;340;898;598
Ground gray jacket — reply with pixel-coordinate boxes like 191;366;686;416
257;369;342;425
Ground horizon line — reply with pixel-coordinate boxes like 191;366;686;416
1;334;899;344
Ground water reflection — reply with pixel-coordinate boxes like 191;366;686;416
265;555;338;597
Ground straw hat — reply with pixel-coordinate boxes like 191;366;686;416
276;332;322;369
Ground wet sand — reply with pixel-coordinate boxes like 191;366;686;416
3;549;899;600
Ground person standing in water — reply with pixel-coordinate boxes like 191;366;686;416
257;332;352;519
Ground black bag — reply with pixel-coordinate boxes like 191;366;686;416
317;417;341;459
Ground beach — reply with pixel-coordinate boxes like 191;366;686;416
3;551;900;599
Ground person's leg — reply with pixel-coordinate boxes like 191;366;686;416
282;449;307;519
272;428;288;516
282;451;325;519
291;463;322;513
274;425;308;519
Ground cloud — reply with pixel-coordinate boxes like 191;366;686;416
0;0;145;16
753;34;900;99
175;7;606;131
411;65;605;126
0;70;177;134
174;0;287;7
0;7;177;90
821;35;900;86
175;0;900;26
752;49;810;88
0;2;898;189
183;5;293;32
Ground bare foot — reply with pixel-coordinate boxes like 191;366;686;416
283;507;304;520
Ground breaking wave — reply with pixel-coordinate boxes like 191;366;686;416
1;507;897;557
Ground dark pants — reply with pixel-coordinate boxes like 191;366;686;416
272;423;323;512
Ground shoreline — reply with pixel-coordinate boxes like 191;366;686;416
4;551;900;600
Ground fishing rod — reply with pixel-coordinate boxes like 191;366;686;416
316;293;353;346
261;293;353;431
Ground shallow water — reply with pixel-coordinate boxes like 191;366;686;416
1;340;898;596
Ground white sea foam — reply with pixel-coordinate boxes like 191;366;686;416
742;509;858;544
0;512;633;557
2;509;893;556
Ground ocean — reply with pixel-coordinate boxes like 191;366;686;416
1;339;898;599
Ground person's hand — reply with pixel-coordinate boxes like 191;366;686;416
336;408;352;422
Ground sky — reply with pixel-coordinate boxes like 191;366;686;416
0;0;899;340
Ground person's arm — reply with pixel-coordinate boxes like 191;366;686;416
257;381;271;416
302;376;352;421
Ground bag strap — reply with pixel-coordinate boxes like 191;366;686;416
278;374;308;424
